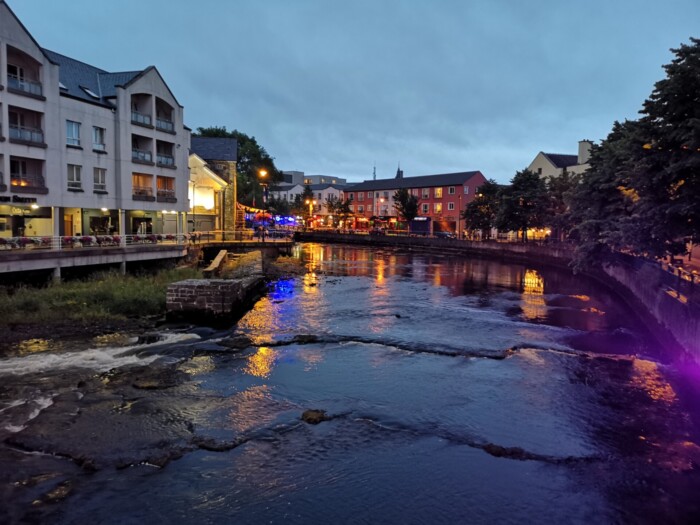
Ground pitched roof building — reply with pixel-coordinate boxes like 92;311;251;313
527;140;592;179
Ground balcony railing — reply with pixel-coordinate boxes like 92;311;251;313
133;185;153;196
11;173;47;193
9;124;44;144
131;111;152;126
93;142;106;152
157;154;174;166
157;188;176;202
132;149;153;163
156;118;174;132
7;74;43;96
67;180;82;191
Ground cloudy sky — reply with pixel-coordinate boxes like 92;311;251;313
10;0;700;183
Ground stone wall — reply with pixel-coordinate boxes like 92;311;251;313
166;250;264;325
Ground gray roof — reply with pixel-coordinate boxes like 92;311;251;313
43;49;141;107
345;171;483;192
309;183;344;191
542;153;579;168
190;137;238;162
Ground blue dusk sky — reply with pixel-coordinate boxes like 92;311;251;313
9;0;700;183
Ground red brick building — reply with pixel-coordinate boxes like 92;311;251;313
343;170;487;234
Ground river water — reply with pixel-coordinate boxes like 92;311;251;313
1;243;700;524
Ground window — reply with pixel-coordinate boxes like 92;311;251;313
93;168;106;191
448;202;455;211
434;203;442;213
358;205;364;213
421;203;429;214
8;64;24;79
422;188;429;199
93;126;106;151
367;191;372;198
383;191;389;199
67;164;82;190
317;193;322;200
434;187;443;198
448;186;455;195
358;193;364;201
66;121;81;146
349;204;354;212
349;193;354;201
464;185;469;194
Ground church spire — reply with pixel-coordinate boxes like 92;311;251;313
395;162;403;179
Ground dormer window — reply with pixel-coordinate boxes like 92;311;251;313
81;86;99;99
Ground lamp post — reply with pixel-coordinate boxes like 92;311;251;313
305;198;316;228
258;169;268;227
458;194;462;239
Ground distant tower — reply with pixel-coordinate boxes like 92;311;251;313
373;164;376;180
395;162;403;179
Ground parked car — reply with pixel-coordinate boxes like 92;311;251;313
435;231;456;239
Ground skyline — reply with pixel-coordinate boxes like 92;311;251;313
9;0;700;183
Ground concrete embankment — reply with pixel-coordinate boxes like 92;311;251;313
296;232;699;362
166;251;265;326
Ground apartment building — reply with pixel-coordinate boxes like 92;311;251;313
0;1;190;239
343;170;487;233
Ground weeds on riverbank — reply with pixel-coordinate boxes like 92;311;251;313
0;267;202;325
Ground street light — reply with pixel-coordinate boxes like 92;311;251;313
258;169;269;226
305;198;316;227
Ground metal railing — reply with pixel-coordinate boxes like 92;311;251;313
8;74;43;96
132;185;154;197
132;149;153;162
10;173;46;189
157;154;174;166
9;124;44;143
131;111;152;126
0;234;191;251
156;118;174;132
157;188;175;199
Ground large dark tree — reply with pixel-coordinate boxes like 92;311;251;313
546;170;581;241
194;126;281;207
496;170;548;241
461;179;500;239
393;188;419;229
569;38;700;268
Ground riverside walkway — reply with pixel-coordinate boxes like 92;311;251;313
0;231;293;278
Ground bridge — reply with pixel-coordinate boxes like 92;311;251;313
0;231;294;280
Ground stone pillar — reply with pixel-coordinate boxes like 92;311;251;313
52;206;61;249
53;266;61;282
120;261;126;275
118;209;126;246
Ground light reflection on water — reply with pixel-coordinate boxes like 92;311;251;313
245;347;277;379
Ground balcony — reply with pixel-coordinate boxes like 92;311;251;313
157;188;177;203
132;185;155;202
157;153;175;167
11;173;48;194
67;180;83;191
131;111;152;127
9;124;46;147
156;118;175;133
132;148;153;164
7;74;43;98
93;142;106;153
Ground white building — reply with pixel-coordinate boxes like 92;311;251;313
0;1;190;239
527;140;592;179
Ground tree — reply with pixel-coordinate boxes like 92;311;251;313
461;179;500;239
545;170;581;241
393;188;419;230
496;170;548;241
336;199;353;228
267;195;290;216
195;126;281;207
324;194;339;217
569;38;700;269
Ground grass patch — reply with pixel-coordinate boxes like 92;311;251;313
0;267;202;326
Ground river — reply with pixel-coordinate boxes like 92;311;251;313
1;243;699;524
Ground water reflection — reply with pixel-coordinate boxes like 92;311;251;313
630;359;677;404
15;338;51;355
521;269;546;321
245;347;278;378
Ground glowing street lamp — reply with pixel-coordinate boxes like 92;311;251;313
305;198;316;226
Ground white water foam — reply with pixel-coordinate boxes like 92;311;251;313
0;332;201;376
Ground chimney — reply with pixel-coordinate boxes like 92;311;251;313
578;140;593;165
